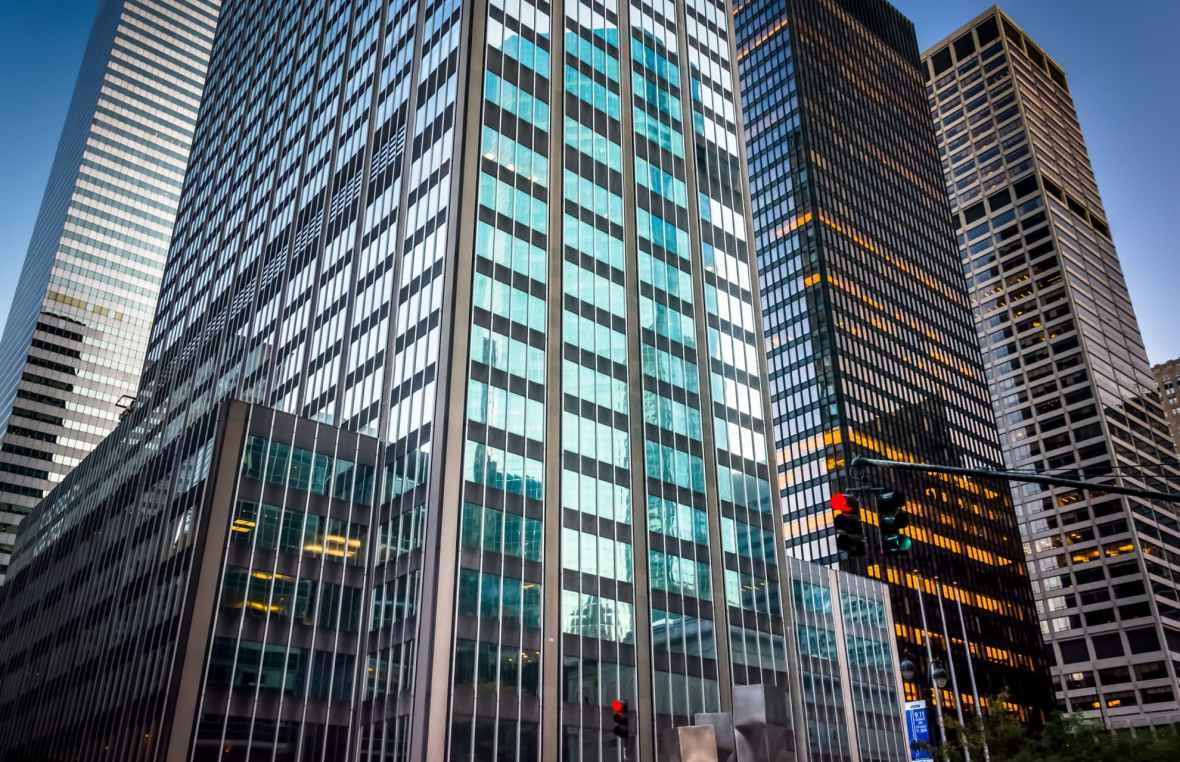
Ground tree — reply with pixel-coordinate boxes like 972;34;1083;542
929;693;1180;762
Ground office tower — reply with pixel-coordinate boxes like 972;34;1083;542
1151;359;1180;453
924;8;1180;727
0;1;908;760
0;0;219;580
735;0;1051;718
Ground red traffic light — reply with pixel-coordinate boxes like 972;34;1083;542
832;492;856;514
611;698;626;714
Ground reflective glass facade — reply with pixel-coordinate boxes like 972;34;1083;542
736;0;1051;720
785;557;908;761
925;8;1180;728
0;0;809;760
0;0;219;580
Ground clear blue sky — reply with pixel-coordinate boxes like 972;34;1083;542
0;1;1177;361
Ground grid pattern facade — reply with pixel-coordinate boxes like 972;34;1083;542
784;557;908;761
1151;359;1180;454
0;0;219;580
735;0;1050;719
0;0;815;760
924;8;1180;727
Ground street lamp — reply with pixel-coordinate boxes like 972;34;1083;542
931;660;949;690
901;654;952;756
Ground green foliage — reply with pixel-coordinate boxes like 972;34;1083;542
930;692;1180;762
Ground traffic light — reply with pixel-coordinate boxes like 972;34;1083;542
832;492;866;558
611;698;630;740
878;490;913;555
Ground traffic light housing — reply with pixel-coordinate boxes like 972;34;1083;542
878;490;913;556
611;698;630;740
832;492;866;558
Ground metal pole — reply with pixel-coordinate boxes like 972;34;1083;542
935;579;968;762
850;456;1180;503
916;574;946;748
957;595;990;762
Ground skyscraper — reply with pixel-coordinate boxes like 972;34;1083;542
0;1;905;760
735;0;1050;717
1151;359;1180;454
0;0;219;580
924;8;1180;727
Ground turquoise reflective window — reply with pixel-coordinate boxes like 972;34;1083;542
562;310;628;365
649;549;711;598
647;496;708;545
476;221;548;284
635;157;688;207
561;469;631;524
639;251;694;301
495;29;551;77
632;37;680;86
473;272;547;333
642;389;703;440
563;261;626;318
637;208;690;258
633;108;684;157
467;379;545;442
484;71;549;125
478;172;548;232
561;527;634;583
632;72;682;118
644;440;705;493
479;127;548;185
561;411;630;468
798;624;839;661
565;30;620;81
717;465;771;511
564;170;623;220
565;118;622;172
641;343;699;393
565;65;621;119
562;359;628;414
457;567;541;629
721;516;777;564
470;324;546;384
463;440;544;499
563;213;625;270
640;296;696;348
460;502;542;562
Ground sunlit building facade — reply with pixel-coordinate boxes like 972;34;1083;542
925;7;1180;728
735;0;1051;718
0;0;811;759
0;0;219;580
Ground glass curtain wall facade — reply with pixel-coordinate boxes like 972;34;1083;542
735;0;1051;719
0;0;219;580
785;557;908;762
924;8;1180;728
0;0;804;760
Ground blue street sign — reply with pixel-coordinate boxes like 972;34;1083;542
905;700;933;761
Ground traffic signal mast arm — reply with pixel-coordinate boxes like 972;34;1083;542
851;456;1180;503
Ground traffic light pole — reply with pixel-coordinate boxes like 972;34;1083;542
916;578;947;749
850;457;1180;502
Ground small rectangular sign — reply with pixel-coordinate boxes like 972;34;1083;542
905;700;933;761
